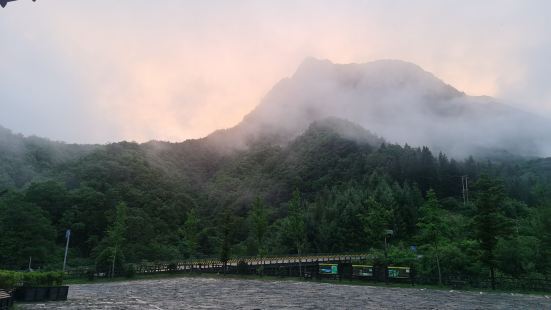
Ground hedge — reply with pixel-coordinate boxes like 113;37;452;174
0;270;64;289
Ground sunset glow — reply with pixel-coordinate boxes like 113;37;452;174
1;1;550;143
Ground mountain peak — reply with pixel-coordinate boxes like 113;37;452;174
294;57;334;76
291;58;462;99
207;58;551;158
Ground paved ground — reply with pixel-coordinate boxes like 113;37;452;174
19;277;551;309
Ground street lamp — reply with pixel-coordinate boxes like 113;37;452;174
383;229;393;283
62;229;71;273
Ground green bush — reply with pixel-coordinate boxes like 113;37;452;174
21;271;63;287
0;270;20;289
0;270;63;289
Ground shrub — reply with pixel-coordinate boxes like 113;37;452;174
0;270;63;288
21;271;63;287
0;270;20;289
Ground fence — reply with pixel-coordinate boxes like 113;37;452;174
64;254;368;279
62;254;551;293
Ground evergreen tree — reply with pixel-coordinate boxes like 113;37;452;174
179;208;200;258
537;204;551;277
248;197;269;257
219;209;234;273
417;189;446;285
282;190;307;275
473;175;510;289
362;197;392;250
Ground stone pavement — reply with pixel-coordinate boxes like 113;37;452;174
19;277;551;309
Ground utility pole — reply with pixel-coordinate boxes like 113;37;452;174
63;229;71;273
28;256;32;271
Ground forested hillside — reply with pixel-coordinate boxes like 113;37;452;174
0;126;97;188
1;118;550;282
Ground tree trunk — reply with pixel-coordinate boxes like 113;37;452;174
434;242;442;286
436;252;442;286
297;247;302;277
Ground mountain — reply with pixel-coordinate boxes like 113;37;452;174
0;125;97;188
2;115;551;269
1;60;551;279
2;113;551;274
2;58;551;191
207;58;551;158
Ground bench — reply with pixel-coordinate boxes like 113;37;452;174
0;289;13;310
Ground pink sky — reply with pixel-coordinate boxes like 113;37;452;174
1;1;550;143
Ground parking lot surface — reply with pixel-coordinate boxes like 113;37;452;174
19;277;551;309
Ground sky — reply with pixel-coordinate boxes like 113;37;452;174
1;0;550;144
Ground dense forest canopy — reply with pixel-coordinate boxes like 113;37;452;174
0;118;550;283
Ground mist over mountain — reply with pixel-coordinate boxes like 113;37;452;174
1;58;551;191
2;93;551;279
0;125;97;188
209;58;551;158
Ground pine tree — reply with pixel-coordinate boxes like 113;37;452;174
473;175;509;289
362;197;392;249
249;197;269;257
179;208;200;258
417;189;446;285
219;209;233;273
284;190;306;276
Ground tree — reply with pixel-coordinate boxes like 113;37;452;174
25;181;70;225
362;197;392;250
95;202;127;276
282;190;306;276
417;189;447;285
219;209;233;273
179;208;200;258
248;198;269;257
536;204;551;277
473;175;510;289
0;193;56;268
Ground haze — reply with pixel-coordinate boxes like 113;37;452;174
1;0;550;143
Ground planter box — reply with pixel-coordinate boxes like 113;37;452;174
0;290;14;310
14;286;69;302
47;286;69;301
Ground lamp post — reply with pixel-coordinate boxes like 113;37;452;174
384;229;393;283
62;229;71;273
